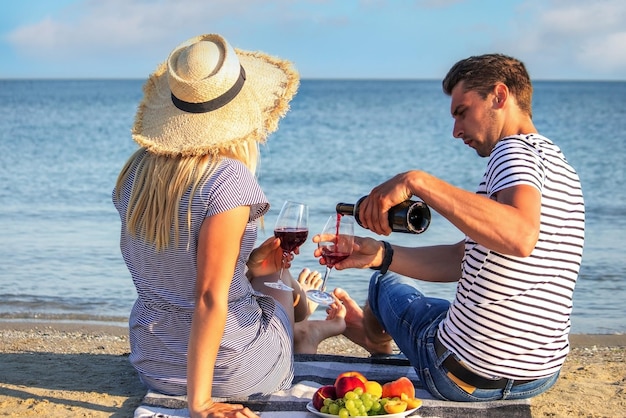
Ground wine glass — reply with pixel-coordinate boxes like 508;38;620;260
307;215;354;305
265;201;309;291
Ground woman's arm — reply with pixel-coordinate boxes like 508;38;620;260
187;205;258;418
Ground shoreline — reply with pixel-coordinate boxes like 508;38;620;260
0;320;624;417
2;319;624;348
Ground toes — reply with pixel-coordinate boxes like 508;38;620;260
309;271;323;289
297;268;311;284
333;287;355;305
325;299;345;320
333;287;348;299
298;268;323;290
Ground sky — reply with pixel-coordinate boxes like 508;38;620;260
1;0;625;80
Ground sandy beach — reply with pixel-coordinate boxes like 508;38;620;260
0;321;623;418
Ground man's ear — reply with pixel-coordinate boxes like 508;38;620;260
494;83;508;107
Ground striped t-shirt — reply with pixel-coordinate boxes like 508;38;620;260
439;134;585;380
113;157;294;397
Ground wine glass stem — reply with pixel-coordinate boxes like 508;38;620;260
278;252;287;280
319;266;332;292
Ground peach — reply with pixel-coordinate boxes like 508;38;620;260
381;376;415;399
312;385;336;411
333;371;367;386
401;393;423;409
383;399;408;414
334;375;366;399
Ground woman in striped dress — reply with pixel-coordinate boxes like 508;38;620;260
112;34;341;418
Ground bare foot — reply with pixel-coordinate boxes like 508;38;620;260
297;268;323;315
333;288;392;355
294;298;346;354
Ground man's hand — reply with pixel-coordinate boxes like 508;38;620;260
313;235;384;271
359;171;416;235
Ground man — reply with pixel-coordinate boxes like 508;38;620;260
315;54;585;401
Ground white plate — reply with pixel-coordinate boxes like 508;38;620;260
306;401;421;418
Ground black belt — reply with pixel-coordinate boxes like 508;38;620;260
435;335;536;389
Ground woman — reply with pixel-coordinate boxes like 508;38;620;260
113;34;333;418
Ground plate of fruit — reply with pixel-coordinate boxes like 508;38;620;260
307;372;422;417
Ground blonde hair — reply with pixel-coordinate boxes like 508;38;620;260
115;139;260;251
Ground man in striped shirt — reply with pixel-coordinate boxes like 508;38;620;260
319;54;585;401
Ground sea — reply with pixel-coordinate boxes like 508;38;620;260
0;79;624;335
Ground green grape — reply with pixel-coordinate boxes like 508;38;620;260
353;387;364;396
328;402;340;415
320;405;329;414
338;407;349;418
344;391;357;400
347;407;359;417
344;399;355;410
324;398;334;407
370;400;381;412
362;398;373;411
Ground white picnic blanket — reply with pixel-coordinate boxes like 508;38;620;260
135;354;531;418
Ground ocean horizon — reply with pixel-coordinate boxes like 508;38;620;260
0;79;624;334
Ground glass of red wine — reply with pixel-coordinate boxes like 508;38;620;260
307;215;354;305
265;201;309;291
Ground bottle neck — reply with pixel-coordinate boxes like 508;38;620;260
336;203;356;216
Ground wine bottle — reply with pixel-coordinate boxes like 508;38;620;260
336;196;431;234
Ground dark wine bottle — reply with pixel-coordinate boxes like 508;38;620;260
336;196;431;234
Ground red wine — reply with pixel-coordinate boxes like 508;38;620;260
336;196;431;234
320;247;350;268
335;213;342;244
274;228;308;252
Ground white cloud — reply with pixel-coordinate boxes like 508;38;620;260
415;0;464;9
579;31;626;73
6;0;272;58
502;0;626;78
5;0;626;79
539;1;625;34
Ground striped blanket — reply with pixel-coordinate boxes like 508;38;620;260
135;354;531;418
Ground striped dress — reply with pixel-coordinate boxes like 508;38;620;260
439;134;585;380
113;157;294;397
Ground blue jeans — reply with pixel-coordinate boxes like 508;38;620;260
367;272;560;401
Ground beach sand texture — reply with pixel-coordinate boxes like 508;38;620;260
0;322;624;418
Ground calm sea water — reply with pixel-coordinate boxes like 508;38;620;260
0;79;624;334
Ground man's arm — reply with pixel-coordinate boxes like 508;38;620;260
328;236;464;283
361;170;541;257
391;241;465;282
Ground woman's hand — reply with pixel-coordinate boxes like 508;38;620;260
190;400;259;418
247;236;295;278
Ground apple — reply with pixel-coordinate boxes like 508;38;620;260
312;385;336;411
334;375;366;399
333;370;367;386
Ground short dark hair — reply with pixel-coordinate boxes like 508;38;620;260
442;53;533;118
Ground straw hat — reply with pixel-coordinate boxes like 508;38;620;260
132;34;300;157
